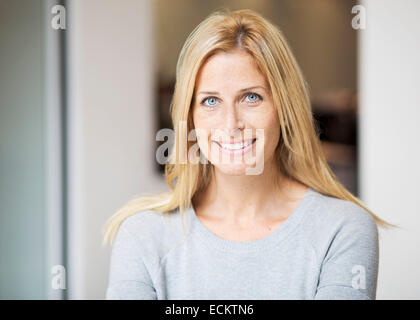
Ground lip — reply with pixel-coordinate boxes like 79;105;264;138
212;138;257;155
215;139;255;144
212;137;257;144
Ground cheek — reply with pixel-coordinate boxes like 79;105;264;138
193;110;217;139
257;111;280;151
193;109;209;130
267;116;280;141
192;111;212;153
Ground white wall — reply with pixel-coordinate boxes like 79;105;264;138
67;0;166;299
359;0;420;299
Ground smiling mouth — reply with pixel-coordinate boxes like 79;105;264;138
213;138;257;150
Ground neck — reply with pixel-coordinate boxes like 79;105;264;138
193;159;302;222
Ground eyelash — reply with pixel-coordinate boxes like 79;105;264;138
200;92;263;108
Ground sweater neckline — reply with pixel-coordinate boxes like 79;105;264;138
187;186;317;253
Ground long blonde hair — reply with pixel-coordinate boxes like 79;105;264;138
102;8;396;246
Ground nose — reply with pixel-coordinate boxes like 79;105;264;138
223;103;244;136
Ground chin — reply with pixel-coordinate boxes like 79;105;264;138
212;163;253;176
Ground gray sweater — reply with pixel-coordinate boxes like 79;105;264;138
105;187;379;299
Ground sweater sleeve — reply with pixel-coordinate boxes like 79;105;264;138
314;208;379;300
105;218;157;300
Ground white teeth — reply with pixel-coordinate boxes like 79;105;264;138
220;140;254;150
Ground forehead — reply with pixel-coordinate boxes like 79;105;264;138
195;50;267;91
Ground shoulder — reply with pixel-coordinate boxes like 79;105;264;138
116;208;192;257
302;191;379;299
118;209;166;239
304;190;378;232
302;190;379;253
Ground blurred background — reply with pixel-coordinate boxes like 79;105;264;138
0;0;419;299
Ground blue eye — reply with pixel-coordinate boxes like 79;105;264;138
244;92;262;103
202;97;218;107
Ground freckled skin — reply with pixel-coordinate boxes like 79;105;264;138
190;49;308;241
192;49;280;176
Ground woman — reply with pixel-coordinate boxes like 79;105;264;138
103;9;394;300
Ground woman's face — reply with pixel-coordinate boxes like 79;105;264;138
192;49;280;176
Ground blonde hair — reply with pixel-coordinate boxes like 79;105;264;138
102;8;396;246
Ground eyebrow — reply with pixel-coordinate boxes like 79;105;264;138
197;86;267;96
